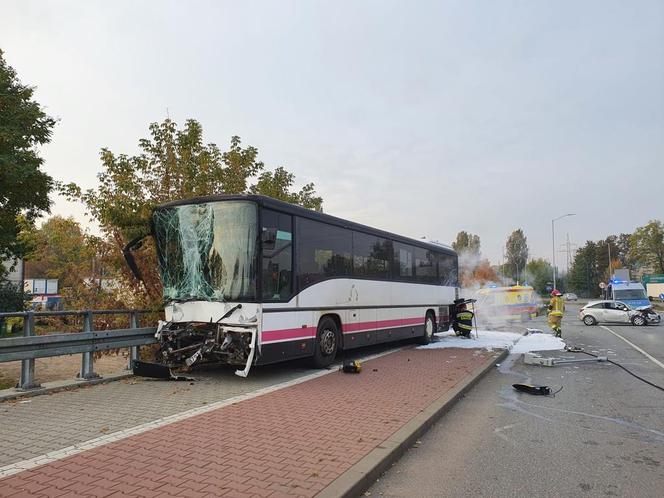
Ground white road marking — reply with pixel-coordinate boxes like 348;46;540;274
600;325;664;370
0;346;405;480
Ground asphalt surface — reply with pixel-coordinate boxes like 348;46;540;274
369;304;664;498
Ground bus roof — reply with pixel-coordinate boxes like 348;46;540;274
155;194;457;256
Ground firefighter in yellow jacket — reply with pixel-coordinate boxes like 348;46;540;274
548;290;565;337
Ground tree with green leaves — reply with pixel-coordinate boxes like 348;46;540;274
61;118;323;304
568;241;601;297
249;167;322;208
0;49;56;260
452;231;480;256
0;281;26;313
524;258;553;295
20;216;122;310
630;220;664;274
504;229;528;282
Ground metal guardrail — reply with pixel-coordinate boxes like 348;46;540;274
0;309;159;390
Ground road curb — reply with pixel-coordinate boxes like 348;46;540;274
315;348;509;498
0;372;133;403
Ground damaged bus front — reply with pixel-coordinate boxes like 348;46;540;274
147;199;262;377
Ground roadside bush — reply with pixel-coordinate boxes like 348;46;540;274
0;280;27;312
0;280;28;336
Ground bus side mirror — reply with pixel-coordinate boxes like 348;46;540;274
123;235;148;282
262;228;277;250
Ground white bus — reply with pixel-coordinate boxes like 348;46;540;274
136;195;458;377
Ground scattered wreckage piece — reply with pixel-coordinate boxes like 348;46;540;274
341;359;362;373
133;360;193;381
512;383;553;396
523;351;608;367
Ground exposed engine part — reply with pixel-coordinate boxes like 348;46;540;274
220;334;233;351
155;321;257;377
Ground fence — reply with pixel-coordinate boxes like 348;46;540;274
0;310;158;390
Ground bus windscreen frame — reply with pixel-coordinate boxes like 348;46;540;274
153;200;259;302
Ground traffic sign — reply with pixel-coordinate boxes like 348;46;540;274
599;282;606;289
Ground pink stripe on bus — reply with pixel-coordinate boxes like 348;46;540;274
342;316;423;332
261;316;425;342
261;326;317;342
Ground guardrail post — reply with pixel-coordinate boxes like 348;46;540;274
128;311;140;370
79;311;100;380
19;312;40;390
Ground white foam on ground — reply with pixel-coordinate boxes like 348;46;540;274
421;330;565;354
511;332;566;353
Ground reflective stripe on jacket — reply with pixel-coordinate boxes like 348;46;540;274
456;311;474;330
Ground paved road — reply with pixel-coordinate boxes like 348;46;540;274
369;305;664;498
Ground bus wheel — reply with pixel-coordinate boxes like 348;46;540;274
312;317;339;368
418;312;436;345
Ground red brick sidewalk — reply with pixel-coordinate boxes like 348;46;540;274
0;348;491;498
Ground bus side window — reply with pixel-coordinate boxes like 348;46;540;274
296;218;352;289
436;253;458;287
262;209;292;301
353;233;392;280
394;243;414;281
414;248;436;284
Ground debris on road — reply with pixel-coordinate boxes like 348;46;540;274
342;359;362;373
512;383;562;396
133;360;194;381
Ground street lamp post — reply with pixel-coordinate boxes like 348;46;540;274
552;213;576;291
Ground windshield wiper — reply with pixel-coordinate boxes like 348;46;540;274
216;303;242;323
167;297;212;304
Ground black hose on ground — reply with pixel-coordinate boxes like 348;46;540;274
566;347;664;393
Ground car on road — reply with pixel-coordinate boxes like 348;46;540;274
563;292;578;301
579;300;661;326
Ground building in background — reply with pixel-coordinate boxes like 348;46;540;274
642;274;664;300
24;278;62;310
1;258;24;287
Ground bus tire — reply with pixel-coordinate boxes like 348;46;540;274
418;312;436;345
312;316;339;368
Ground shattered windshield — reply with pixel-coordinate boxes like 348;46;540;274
153;201;258;302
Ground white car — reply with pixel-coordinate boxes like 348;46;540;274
563;293;578;301
579;300;661;326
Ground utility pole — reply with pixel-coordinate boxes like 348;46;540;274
552;214;576;290
608;242;613;279
501;246;506;286
515;262;519;285
566;233;571;276
559;234;577;276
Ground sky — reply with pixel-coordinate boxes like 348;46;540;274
2;0;663;264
